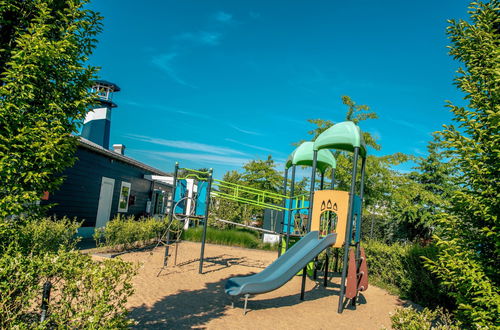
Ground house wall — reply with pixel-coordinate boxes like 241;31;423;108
43;146;171;236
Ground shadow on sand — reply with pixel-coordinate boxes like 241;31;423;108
129;256;367;329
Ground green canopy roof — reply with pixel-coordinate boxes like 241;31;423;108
313;121;367;157
286;141;336;173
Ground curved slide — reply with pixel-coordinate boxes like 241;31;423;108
225;231;336;296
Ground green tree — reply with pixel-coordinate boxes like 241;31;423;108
306;95;381;150
211;156;284;226
0;0;102;217
241;155;283;193
389;135;455;242
210;170;244;226
303;96;413;241
425;1;499;327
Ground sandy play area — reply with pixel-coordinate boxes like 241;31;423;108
107;241;408;329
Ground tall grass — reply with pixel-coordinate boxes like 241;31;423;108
182;227;277;250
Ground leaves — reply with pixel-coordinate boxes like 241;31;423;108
423;1;500;327
0;0;103;217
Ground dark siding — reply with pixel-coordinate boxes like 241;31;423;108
44;147;171;227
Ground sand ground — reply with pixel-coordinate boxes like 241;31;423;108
104;241;407;329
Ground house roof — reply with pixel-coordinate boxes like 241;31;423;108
78;137;171;176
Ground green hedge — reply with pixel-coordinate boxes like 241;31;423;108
0;218;136;328
364;239;452;309
94;215;178;249
182;227;277;251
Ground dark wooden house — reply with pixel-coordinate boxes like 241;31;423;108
43;81;173;237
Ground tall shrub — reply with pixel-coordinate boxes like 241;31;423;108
425;1;500;327
0;0;102;217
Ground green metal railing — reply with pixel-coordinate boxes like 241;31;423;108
211;179;288;211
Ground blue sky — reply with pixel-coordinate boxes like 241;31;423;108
87;0;469;178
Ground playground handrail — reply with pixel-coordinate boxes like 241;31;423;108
211;190;288;211
213;179;287;199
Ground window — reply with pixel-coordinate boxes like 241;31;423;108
118;182;131;212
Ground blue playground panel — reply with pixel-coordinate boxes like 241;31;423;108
282;199;309;234
174;179;208;216
174;180;187;214
195;182;207;216
352;194;362;243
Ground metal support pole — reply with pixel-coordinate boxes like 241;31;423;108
330;168;336;189
307;150;318;233
243;294;249;315
313;257;318;279
166;162;180;244
352;157;366;306
300;266;307;300
285;165;296;250
40;281;52;322
338;147;359;313
324;252;329;287
278;168;288;257
199;169;213;274
320;172;325;190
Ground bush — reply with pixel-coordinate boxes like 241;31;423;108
0;217;137;328
181;227;278;250
0;248;136;328
364;239;452;308
94;215;176;249
391;307;460;329
0;217;80;255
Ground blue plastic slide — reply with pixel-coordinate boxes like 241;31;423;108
225;231;336;296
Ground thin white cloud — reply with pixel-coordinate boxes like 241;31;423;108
151;52;197;88
215;11;233;23
141;150;250;167
249;11;261;19
127;134;248;156
387;117;431;135
229;124;263;136
174;31;222;46
225;138;280;154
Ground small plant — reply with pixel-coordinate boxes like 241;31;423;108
363;239;451;309
94;215;175;250
0;217;137;328
391;307;460;329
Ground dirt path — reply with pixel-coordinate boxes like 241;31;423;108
114;241;406;329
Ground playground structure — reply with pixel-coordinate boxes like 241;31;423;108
158;121;369;314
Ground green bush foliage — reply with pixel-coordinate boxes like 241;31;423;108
0;249;136;328
364;240;451;308
391;307;460;330
424;1;500;327
0;0;102;217
0;218;137;328
94;215;174;249
0;217;80;255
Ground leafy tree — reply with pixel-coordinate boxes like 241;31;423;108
241;155;283;193
303;96;414;241
210;170;244;226
211;156;284;226
0;0;102;217
389;135;455;242
306;95;381;150
425;1;499;327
